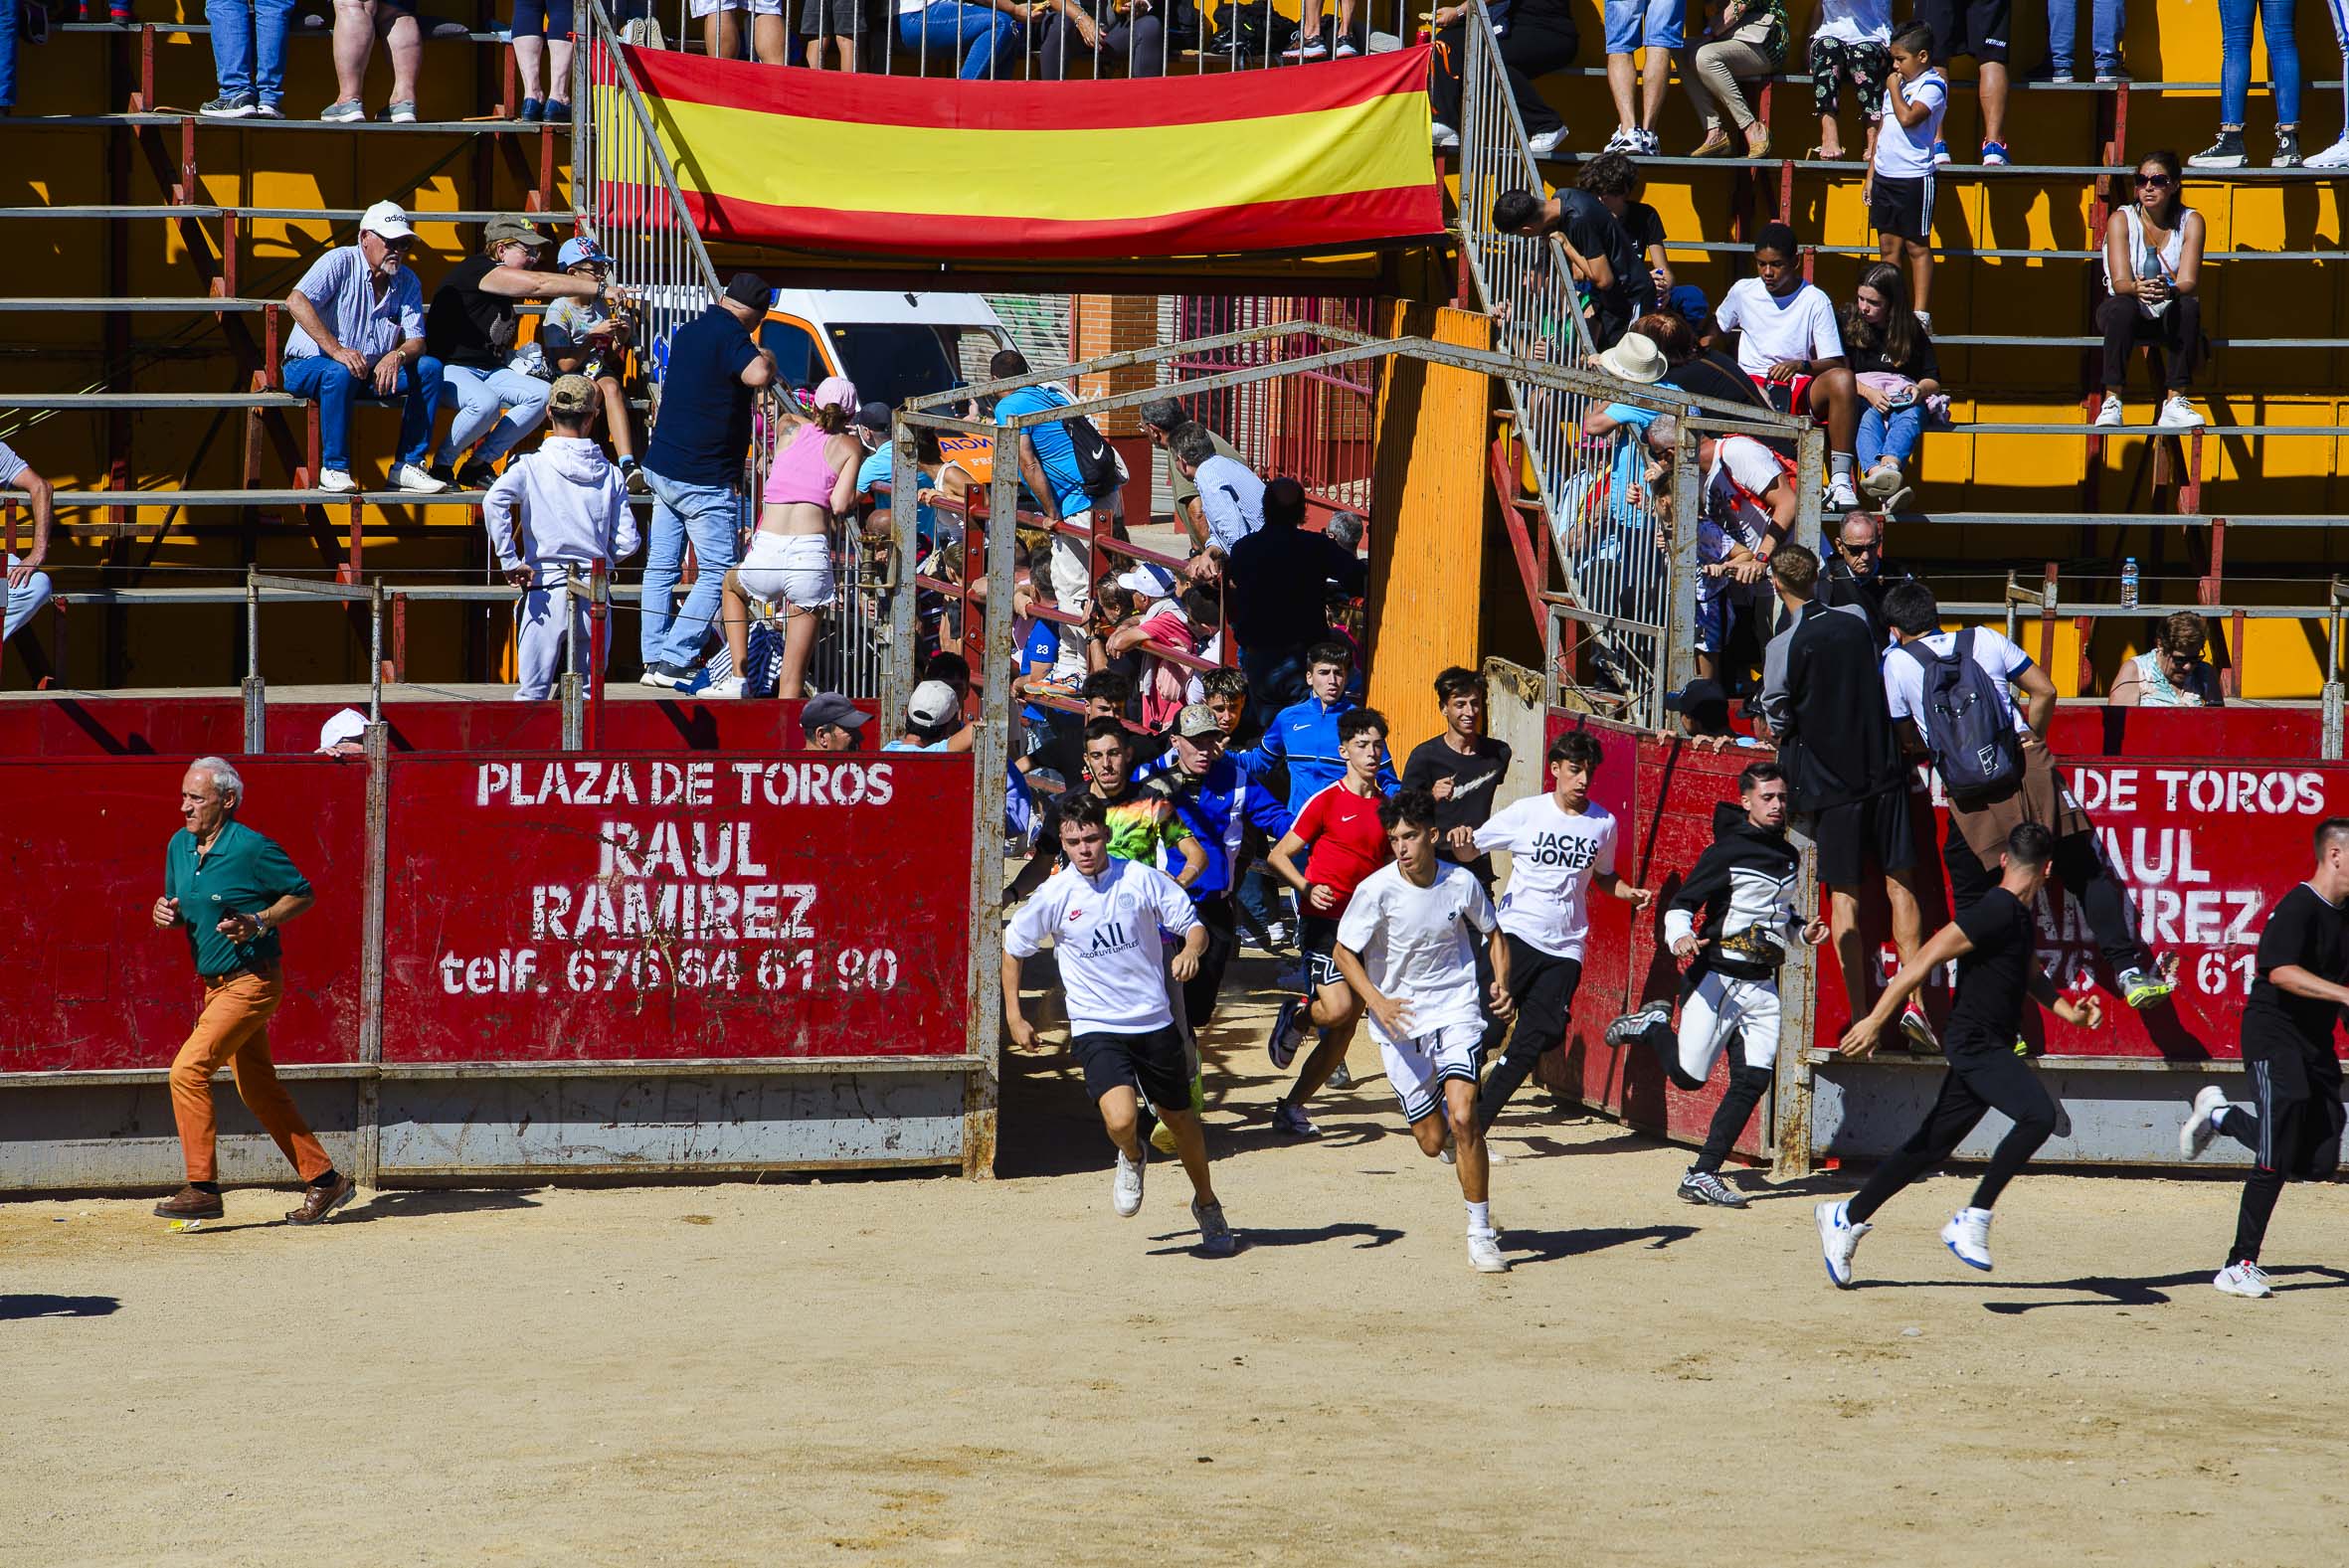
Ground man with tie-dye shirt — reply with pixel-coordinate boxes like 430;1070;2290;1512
1008;717;1204;903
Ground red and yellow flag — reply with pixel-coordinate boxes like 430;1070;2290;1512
599;45;1443;261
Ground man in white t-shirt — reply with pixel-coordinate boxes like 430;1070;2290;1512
1877;578;2177;1013
1643;416;1797;678
1471;728;1653;1132
0;437;57;651
1712;221;1864;510
1333;788;1518;1274
1001;793;1237;1257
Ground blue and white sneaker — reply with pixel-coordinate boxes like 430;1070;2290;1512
1931;137;1951;166
1270;1099;1318;1136
1817;1200;1871;1289
1266;996;1305;1071
1941;1206;1994;1271
1980;138;2011;166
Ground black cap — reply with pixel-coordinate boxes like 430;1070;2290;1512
854;400;892;434
723;271;771;310
802;692;870;732
1665;678;1731;734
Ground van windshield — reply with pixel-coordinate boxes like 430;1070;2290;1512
826;323;996;409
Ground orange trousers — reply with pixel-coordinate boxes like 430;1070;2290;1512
168;969;333;1185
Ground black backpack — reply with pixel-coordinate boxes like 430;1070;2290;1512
1898;628;2025;795
1061;411;1126;502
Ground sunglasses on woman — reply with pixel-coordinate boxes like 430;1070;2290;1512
2136;172;2174;188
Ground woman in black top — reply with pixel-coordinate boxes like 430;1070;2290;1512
1639;311;1770;415
1841;261;1941;506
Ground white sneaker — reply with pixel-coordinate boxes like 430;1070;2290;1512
2180;1084;2230;1159
1603;124;1641;152
1817;1200;1871;1289
316;466;357;494
1526;127;1563;157
1430;121;1459;149
1332;37;1358;56
1913;309;1932;333
1636;128;1661;154
1112;1146;1145;1218
1467;1230;1510;1273
391;461;449;493
2308;135;2349;169
1826;475;1861;511
1281;37;1328;60
703;673;746;700
1860;459;1905;500
2213;1261;2272;1299
1941;1207;1994;1272
2157;394;2206;430
2091;392;2124;428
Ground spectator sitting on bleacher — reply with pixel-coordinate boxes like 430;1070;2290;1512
1579;152;1675;300
1842;261;1938;510
540;238;640;486
1035;0;1169;79
281;201;447;495
1141;399;1243;553
899;0;1026;79
1687;0;1788;158
2094;149;2208;433
701;0;791;66
1807;0;1889;159
0;435;55;649
1427;0;1580;158
1170;420;1264;573
324;0;422;123
199;0;293;117
1637;309;1771;414
428;217;628;488
2108;610;2227;707
511;0;575;122
1491;179;1654;350
1712;221;1864;509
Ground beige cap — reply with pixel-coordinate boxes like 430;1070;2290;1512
548;374;599;417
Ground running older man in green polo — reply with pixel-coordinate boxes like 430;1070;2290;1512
149;756;354;1226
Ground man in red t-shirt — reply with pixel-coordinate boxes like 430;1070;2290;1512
1264;707;1395;1135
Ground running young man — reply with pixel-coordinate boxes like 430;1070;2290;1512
1818;822;2103;1287
2178;817;2349;1299
1002;793;1237;1257
1474;729;1652;1131
1007;717;1205;902
1334;790;1517;1274
1624;763;1828;1208
1264;707;1396;1134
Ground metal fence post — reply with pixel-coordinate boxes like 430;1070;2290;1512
559;570;584;752
884;424;921;730
1659;421;1705;712
354;719;389;1190
1773;836;1820;1177
1793;425;1828;556
368;583;384;728
963;448;1020;1178
242;565;265;755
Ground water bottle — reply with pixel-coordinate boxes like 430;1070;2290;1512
2121;557;2139;609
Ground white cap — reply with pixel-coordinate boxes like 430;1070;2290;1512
1115;562;1176;601
316;707;369;752
360;200;416;242
908;679;961;728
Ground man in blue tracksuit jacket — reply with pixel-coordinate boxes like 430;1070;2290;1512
1140;703;1296;1030
1234;638;1398;816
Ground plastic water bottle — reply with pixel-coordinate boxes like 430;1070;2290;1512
2120;557;2139;609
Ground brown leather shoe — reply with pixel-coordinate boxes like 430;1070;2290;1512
154;1185;225;1221
283;1173;356;1225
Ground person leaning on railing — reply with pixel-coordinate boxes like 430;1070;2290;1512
1425;0;1579;159
1140;399;1243;553
1490;181;1655;351
2107;610;2227;708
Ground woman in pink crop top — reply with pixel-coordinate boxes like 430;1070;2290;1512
714;374;862;700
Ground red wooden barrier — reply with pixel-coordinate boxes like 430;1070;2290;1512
377;753;975;1064
0;759;369;1073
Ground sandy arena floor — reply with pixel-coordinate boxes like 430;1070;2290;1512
5;952;2346;1566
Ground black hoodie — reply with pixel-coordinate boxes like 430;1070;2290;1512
1662;801;1802;981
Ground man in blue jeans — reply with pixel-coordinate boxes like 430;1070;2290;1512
638;271;776;688
279;201;448;496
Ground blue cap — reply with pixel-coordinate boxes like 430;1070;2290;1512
557;237;610;269
1667;283;1711;330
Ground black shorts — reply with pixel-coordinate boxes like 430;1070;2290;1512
1809;786;1918;888
1915;0;2008;62
1868;172;1935;245
1301;914;1347;993
2242;1030;2347;1180
1071;1023;1191;1113
1504;934;1583;1053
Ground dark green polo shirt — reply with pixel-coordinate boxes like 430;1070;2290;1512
165;819;312;977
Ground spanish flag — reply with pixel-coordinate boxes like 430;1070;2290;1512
600;44;1444;261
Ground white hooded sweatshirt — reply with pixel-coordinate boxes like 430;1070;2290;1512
482;437;639;587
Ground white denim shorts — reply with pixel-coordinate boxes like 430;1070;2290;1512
690;0;786;17
737;531;835;610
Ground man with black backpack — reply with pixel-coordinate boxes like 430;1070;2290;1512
1878;581;2178;1014
993;348;1128;682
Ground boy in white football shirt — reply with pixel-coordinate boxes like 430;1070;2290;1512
1473;729;1654;1132
1002;792;1237;1257
1333;789;1518;1274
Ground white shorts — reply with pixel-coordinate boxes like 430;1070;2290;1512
736;531;835;610
1676;968;1782;1082
690;0;785;16
1378;1017;1485;1126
